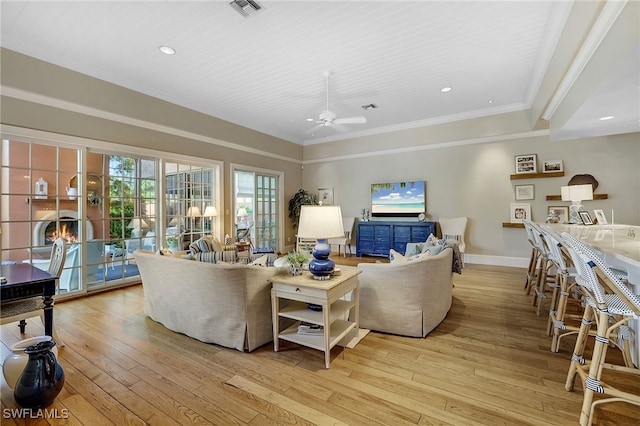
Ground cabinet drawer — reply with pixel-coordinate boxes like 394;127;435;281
273;282;326;299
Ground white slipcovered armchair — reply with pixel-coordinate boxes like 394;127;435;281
357;247;453;337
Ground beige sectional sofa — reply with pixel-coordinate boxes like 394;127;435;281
357;247;454;337
134;250;277;352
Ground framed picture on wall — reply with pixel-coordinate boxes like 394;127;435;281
510;203;531;223
515;184;534;200
317;188;334;205
548;206;569;224
515;154;537;174
543;160;563;173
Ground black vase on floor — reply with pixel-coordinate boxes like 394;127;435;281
14;340;64;408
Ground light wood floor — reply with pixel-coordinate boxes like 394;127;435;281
2;259;639;425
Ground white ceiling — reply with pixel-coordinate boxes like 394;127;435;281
1;1;637;145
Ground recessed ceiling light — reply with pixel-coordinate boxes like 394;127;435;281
599;116;614;121
488;100;494;104
159;46;176;55
440;87;452;93
306;118;314;122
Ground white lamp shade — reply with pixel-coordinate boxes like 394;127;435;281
187;206;202;217
297;205;344;239
203;206;218;217
561;184;593;202
237;208;248;218
127;218;148;229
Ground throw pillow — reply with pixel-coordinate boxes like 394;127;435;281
249;254;269;267
389;249;407;264
425;233;439;246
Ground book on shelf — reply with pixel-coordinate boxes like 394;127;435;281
297;323;323;335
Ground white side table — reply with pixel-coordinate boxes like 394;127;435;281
270;268;361;368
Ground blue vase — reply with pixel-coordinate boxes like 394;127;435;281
14;340;64;408
309;239;334;279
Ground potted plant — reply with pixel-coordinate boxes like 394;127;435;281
288;189;318;230
285;251;309;276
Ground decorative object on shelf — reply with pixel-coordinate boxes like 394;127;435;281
70;174;103;206
515;154;537;174
543;160;563;173
561;184;593;224
317;188;334;206
361;208;371;222
579;211;594;225
510;203;531;223
515;184;534;201
593;209;607;225
547;206;569;224
34;177;48;199
2;336;58;390
14;340;64;409
288;189;318;229
65;186;77;200
568;173;598;190
297;205;344;280
418;213;426;222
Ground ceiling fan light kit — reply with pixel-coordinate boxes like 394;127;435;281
308;71;367;133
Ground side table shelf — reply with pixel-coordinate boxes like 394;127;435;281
270;268;361;368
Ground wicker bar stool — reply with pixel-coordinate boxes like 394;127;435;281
522;220;542;294
561;233;639;426
526;221;558;316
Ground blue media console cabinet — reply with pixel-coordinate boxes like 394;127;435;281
355;221;436;257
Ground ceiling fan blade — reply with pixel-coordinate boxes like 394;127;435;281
334;116;367;124
306;124;325;134
331;123;349;132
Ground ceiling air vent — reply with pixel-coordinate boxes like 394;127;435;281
230;0;263;18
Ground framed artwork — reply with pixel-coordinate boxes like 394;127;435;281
543;160;563;173
548;206;569;224
515;184;534;200
510;203;531;223
317;187;334;206
579;211;594;225
593;209;607;224
515;154;537;174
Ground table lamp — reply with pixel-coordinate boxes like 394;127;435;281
203;206;218;233
297;205;344;280
561;184;593;224
127;218;148;237
187;206;201;231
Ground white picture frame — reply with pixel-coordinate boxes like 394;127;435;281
510;203;531;223
317;187;334;206
515;184;534;201
593;209;607;224
515;154;537;174
548;206;569;224
543;160;563;173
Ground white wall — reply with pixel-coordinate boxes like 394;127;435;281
302;130;639;266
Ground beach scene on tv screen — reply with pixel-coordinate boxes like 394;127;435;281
371;181;425;214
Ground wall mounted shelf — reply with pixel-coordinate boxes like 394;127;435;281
546;194;608;201
502;222;525;228
510;172;564;180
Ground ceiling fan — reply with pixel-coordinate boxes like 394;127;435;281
308;71;367;133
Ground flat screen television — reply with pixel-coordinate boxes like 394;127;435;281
371;181;426;217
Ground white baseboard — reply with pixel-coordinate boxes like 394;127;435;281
463;254;528;268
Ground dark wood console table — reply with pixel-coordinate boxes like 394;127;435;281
1;263;57;337
355;221;436;257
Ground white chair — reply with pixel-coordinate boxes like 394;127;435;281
142;231;156;251
329;217;358;256
1;238;67;346
439;217;467;253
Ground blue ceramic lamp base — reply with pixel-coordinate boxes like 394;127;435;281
308;239;334;280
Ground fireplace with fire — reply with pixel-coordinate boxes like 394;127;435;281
31;210;93;258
